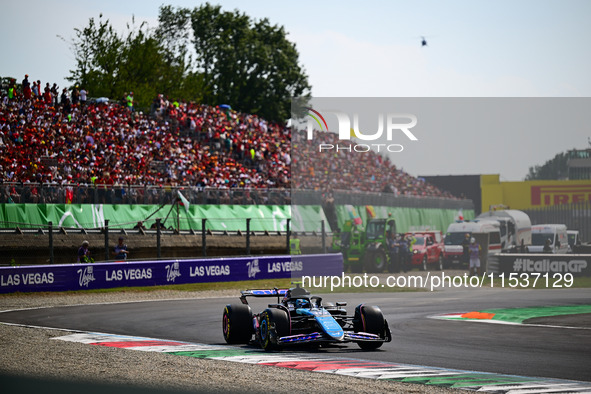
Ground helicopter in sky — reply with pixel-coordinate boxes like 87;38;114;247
421;36;428;47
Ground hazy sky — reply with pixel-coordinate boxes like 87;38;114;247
1;0;590;181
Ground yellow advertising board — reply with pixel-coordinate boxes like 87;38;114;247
481;174;591;212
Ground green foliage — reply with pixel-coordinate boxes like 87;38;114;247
525;152;569;180
185;3;311;122
66;14;204;109
66;4;311;122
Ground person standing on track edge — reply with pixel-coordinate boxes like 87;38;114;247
461;233;471;268
468;237;481;276
113;236;129;260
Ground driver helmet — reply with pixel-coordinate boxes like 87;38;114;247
295;298;310;309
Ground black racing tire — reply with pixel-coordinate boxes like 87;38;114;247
222;304;253;344
421;255;428;271
365;249;387;273
259;308;290;351
354;304;386;350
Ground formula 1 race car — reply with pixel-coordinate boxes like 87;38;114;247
222;285;392;351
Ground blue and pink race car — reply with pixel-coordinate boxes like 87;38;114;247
222;285;392;351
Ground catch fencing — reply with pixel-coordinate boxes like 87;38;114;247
524;201;591;243
1;183;473;210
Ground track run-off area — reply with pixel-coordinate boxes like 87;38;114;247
1;284;591;393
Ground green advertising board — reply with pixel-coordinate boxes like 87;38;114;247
335;204;475;233
0;204;329;233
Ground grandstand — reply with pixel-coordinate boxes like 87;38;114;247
0;76;476;265
1;79;457;201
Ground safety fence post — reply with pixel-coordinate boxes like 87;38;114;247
104;219;109;261
321;220;326;254
286;219;291;254
202;218;207;257
48;221;54;264
246;218;251;255
156;218;161;258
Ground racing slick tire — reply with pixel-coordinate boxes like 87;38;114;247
364;249;387;273
259;308;290;351
354;304;386;350
222;304;253;344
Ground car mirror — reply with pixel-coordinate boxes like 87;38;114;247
336;302;347;307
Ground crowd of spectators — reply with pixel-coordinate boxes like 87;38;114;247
1;73;457;204
292;129;457;199
1;75;290;192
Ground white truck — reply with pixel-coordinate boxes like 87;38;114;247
443;220;502;267
476;209;532;252
529;224;569;254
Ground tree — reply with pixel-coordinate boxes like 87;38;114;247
525;152;569;180
66;4;310;121
65;15;123;99
160;3;311;122
65;14;204;109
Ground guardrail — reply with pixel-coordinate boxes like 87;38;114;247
0;217;333;266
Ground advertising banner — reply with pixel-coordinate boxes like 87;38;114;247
481;175;591;212
498;253;590;277
334;204;474;234
0;203;328;232
0;254;343;294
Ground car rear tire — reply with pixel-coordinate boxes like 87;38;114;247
259;308;290;351
437;254;443;270
354;304;385;350
222;304;253;344
421;255;428;271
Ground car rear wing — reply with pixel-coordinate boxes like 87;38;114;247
240;288;288;304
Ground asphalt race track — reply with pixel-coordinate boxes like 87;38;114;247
1;287;590;382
